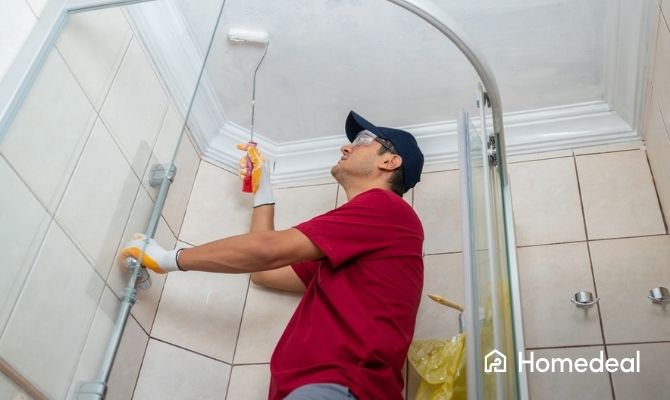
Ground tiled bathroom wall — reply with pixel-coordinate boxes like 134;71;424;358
139;136;669;400
646;0;670;225
0;7;199;399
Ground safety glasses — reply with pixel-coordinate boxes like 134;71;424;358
352;130;395;153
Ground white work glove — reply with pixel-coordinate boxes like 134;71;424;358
120;233;181;273
237;143;274;207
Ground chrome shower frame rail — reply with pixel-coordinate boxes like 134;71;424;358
384;1;528;398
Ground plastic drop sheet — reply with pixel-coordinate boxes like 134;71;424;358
408;333;466;400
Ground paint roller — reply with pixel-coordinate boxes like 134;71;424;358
228;28;270;194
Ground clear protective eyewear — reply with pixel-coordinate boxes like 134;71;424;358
351;131;378;147
352;130;396;153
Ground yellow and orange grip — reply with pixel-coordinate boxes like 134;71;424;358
121;245;164;274
237;142;263;194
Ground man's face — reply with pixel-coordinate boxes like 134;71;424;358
331;132;382;183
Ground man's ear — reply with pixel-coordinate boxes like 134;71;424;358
379;154;402;172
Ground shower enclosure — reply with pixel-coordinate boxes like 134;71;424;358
0;0;526;398
0;0;226;398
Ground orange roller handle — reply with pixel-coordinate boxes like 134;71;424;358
242;141;262;193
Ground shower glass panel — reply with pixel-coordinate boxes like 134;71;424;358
459;101;521;399
0;0;224;398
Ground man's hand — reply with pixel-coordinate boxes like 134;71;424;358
237;143;274;207
120;234;180;273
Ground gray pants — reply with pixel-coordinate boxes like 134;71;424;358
284;383;357;400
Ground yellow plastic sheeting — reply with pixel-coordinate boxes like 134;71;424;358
408;334;466;400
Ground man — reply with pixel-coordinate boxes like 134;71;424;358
122;111;425;400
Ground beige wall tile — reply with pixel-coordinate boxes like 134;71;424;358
234;285;302;364
413;170;462;254
609;342;670;400
645;101;670;228
0;223;104;399
151;269;248;363
509;157;585;246
179;161;252;245
413;253;464;340
134;339;231;400
100;37;168;177
590;236;670;343
56;7;132;109
527;346;612;400
0;0;36;80
162;134;201;237
576;151;665;240
518;243;603;348
0;50;97;212
66;288;149;400
0;157;50;332
274;184;338;229
56;118;140;278
226;364;271;400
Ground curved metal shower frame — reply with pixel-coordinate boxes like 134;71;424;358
384;1;527;399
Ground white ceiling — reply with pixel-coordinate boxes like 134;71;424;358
145;0;652;183
201;0;606;142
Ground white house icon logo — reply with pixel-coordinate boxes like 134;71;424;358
484;349;507;373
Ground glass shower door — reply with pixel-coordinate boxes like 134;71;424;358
458;90;526;399
0;1;224;398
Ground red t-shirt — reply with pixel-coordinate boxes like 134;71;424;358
269;188;424;400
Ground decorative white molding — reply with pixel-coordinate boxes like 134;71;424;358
204;100;639;185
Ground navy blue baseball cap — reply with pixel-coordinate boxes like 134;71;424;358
345;110;424;193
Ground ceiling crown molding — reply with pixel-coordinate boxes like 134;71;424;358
203;100;638;184
122;1;642;185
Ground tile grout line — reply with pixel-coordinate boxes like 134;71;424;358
571;152;616;399
515;232;670;249
226;276;252;398
148;336;232;366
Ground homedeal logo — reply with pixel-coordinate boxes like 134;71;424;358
484;349;507;373
484;349;640;373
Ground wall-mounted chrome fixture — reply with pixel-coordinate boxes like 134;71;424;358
648;287;670;304
571;291;600;309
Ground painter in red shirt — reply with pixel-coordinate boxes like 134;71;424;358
122;111;425;399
